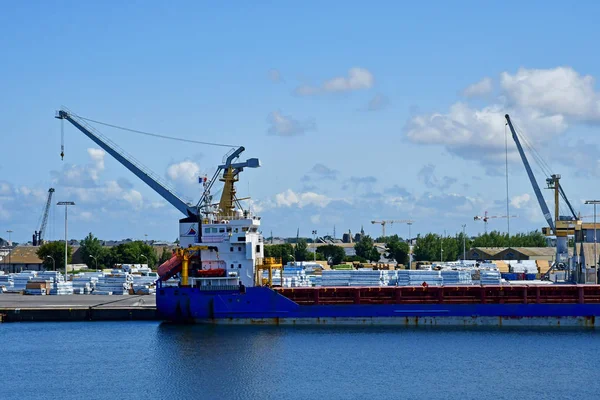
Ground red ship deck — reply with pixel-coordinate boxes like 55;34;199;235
275;285;600;306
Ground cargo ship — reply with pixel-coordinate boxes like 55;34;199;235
155;152;600;327
55;109;600;327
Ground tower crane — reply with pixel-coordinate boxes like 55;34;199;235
371;219;415;238
505;114;580;275
33;188;55;245
473;211;518;234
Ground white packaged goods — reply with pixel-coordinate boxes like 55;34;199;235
92;273;133;295
320;270;352;286
480;270;502;285
396;270;443;286
440;270;472;285
348;270;389;286
508;261;538;274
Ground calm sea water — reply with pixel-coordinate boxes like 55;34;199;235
1;322;600;399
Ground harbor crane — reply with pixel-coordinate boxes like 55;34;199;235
55;108;260;220
33;188;55;245
505;114;580;277
473;211;518;234
371;219;414;238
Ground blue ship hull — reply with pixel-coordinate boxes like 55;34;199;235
156;286;600;327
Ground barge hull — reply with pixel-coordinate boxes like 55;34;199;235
157;285;600;327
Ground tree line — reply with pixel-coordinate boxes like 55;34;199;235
265;230;547;267
36;233;163;271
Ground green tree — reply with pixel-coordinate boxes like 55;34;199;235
355;236;380;262
316;244;346;265
108;241;158;269
36;241;72;271
413;233;440;261
80;233;108;270
264;244;295;265
385;237;409;265
294;238;310;262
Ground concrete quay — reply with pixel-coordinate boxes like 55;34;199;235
0;294;158;322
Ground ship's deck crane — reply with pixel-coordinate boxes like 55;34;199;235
55;108;260;220
371;219;415;238
505;114;580;273
33;188;55;246
474;211;518;234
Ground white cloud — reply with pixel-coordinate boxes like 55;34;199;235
511;193;531;209
166;160;200;184
274;189;332;208
310;214;321;224
501;67;600;121
51;147;107;187
123;189;143;209
295;67;374;95
267;111;316;136
0;181;12;196
405;66;600;173
463;77;493;97
324;67;374;92
87;148;105;173
405;102;566;164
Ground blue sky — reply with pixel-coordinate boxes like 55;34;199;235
2;1;600;242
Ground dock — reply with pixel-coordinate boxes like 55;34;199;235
0;294;158;322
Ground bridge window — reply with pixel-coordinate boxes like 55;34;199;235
231;264;234;269
230;247;233;252
204;228;210;233
242;227;249;232
238;247;242;251
238;264;242;268
219;228;225;233
227;227;232;232
256;245;260;253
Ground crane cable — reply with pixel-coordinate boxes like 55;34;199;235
77;116;240;148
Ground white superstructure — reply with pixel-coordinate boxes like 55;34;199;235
179;213;264;287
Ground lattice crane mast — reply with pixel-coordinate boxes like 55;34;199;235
370;219;415;238
33;188;55;246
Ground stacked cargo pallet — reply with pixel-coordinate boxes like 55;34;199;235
480;270;502;285
72;273;101;294
49;282;74;295
397;270;443;286
93;273;132;295
12;272;36;292
440;270;472;285
0;275;13;292
319;270;352;286
348;270;389;286
131;274;157;295
262;268;312;288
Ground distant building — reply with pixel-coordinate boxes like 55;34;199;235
464;247;506;261
496;247;556;261
0;246;44;272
